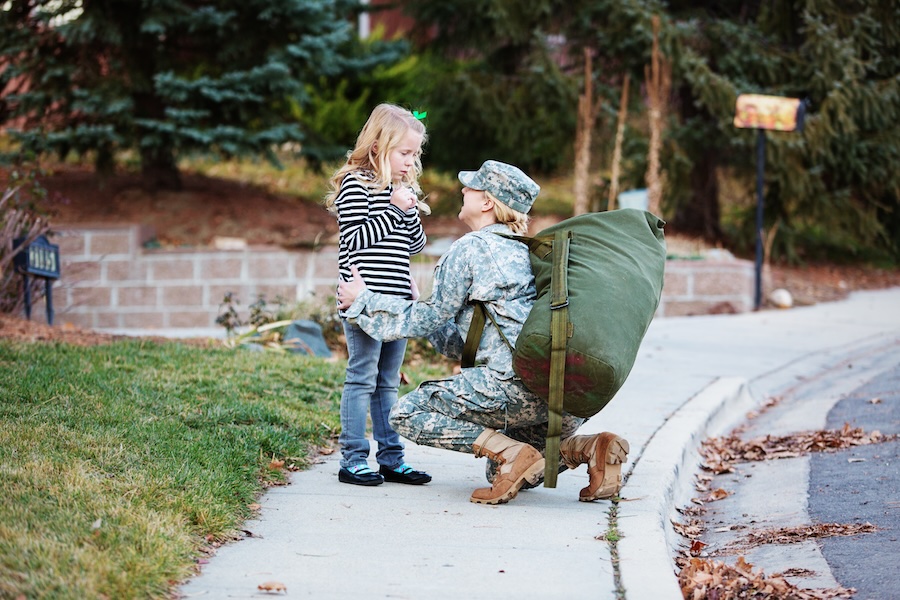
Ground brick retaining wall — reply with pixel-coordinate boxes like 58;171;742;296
661;257;757;316
19;224;760;329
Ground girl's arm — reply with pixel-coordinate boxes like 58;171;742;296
405;209;427;256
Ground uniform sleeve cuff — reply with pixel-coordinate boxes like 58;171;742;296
343;288;374;319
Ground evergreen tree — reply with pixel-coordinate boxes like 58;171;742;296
0;0;404;190
397;0;577;173
667;0;900;260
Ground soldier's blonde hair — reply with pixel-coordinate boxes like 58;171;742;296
324;104;427;214
486;191;530;235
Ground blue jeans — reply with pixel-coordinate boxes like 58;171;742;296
339;320;407;469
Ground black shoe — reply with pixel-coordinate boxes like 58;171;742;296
339;464;384;486
379;463;432;485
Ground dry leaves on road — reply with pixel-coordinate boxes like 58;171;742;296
700;424;895;474
677;556;855;600
739;522;877;547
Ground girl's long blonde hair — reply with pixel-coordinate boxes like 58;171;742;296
324;103;427;214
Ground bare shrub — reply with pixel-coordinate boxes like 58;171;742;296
1;185;52;314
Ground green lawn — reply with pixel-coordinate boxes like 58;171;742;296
0;338;447;599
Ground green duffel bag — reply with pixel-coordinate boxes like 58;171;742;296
464;209;666;487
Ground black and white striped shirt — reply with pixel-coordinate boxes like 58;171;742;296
336;171;426;309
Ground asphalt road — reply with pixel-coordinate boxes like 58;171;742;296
693;334;900;597
809;361;900;600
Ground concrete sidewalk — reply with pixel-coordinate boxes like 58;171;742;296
178;288;900;600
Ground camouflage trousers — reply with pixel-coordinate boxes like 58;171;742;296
388;365;584;456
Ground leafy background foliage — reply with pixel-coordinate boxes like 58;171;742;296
1;0;898;262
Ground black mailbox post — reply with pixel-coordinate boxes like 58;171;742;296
13;235;61;325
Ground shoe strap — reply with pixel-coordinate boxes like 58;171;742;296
348;465;376;475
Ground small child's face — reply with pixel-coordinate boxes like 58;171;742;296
388;128;424;183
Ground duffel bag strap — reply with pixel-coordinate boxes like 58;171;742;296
462;303;487;369
462;302;514;369
544;229;572;488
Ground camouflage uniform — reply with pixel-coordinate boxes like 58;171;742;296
343;222;585;456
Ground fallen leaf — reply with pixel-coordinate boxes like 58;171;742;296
782;567;817;577
672;518;704;539
706;488;730;502
258;580;287;593
248;503;262;511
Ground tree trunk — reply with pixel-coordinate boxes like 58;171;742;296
572;47;596;217
675;149;723;241
671;81;723;241
133;86;182;191
607;74;630;211
140;144;182;191
94;142;115;187
644;15;670;217
123;16;182;192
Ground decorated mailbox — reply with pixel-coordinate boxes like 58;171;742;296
734;94;805;132
13;235;61;324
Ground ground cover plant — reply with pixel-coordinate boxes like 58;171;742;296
0;338;351;598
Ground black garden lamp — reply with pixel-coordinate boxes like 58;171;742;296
13;234;61;325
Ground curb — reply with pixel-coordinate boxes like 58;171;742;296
616;377;757;599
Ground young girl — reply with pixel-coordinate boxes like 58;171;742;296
324;103;432;486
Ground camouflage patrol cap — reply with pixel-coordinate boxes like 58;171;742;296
458;160;540;214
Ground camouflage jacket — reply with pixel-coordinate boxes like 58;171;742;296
344;223;536;377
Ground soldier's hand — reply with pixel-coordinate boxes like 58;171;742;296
337;265;367;309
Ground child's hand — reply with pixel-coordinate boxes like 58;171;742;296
410;278;420;301
390;186;417;212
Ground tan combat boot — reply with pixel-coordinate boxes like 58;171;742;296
470;429;545;505
559;432;629;502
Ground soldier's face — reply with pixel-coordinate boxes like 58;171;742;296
459;187;487;230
